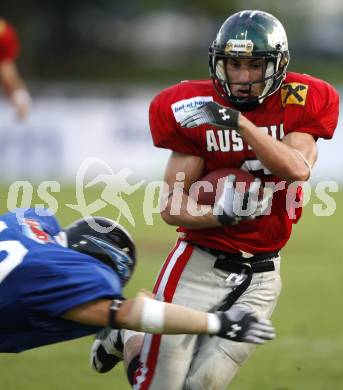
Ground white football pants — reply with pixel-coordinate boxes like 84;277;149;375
134;240;281;390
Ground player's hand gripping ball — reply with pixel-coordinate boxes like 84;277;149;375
189;168;270;225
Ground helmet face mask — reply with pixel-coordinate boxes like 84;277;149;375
65;217;136;286
209;10;290;110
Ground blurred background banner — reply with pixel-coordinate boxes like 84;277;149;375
0;90;168;181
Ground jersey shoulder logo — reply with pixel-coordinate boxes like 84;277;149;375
171;96;213;123
281;83;308;107
21;219;51;243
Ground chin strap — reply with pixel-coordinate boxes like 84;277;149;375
229;98;260;112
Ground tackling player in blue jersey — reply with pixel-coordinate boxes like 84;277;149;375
0;208;275;358
0;208;135;353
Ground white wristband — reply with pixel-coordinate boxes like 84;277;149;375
140;297;165;333
207;313;221;334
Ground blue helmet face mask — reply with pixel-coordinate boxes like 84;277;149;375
85;235;134;285
65;217;136;286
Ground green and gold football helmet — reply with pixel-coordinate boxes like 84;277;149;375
209;10;290;110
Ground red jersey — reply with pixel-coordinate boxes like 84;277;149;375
0;18;20;62
149;72;339;254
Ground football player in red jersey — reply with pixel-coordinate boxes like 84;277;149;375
91;10;339;389
0;17;31;120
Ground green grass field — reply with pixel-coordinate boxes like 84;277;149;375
0;185;342;390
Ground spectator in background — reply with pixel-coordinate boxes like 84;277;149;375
0;17;31;120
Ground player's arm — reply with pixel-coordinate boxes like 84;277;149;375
62;291;275;344
238;115;317;182
181;102;317;182
160;151;221;229
161;151;263;228
0;60;31;120
62;292;212;333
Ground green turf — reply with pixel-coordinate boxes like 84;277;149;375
0;186;342;390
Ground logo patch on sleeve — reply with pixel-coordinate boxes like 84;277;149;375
281;83;308;107
172;96;213;123
22;219;51;243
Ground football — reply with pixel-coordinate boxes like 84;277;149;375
189;168;256;205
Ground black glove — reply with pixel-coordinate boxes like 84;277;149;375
180;101;240;130
216;307;275;345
